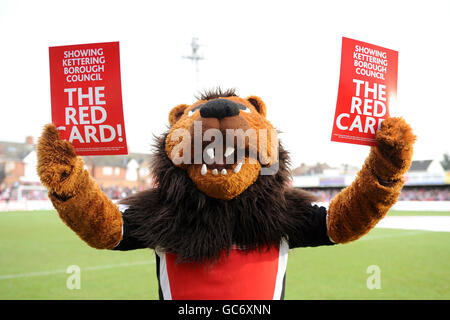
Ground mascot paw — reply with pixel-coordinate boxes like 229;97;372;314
370;117;416;182
37;124;84;197
376;117;415;154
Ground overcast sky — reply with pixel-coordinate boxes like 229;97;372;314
0;0;449;168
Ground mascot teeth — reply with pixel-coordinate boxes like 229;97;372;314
221;169;227;175
224;147;235;157
206;148;214;160
234;162;243;173
212;169;218;175
201;164;207;175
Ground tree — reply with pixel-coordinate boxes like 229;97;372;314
441;153;450;170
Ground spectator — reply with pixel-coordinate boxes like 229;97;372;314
1;184;449;202
303;187;450;202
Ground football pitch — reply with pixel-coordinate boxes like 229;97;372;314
0;210;449;300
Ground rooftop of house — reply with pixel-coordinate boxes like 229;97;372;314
408;160;433;172
0;138;152;168
0;140;34;162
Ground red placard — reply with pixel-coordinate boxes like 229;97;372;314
49;42;127;155
331;37;398;146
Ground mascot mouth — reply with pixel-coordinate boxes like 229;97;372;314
197;143;258;176
199;157;247;176
186;140;262;200
186;160;261;200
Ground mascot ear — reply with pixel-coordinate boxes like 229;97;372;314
246;96;267;118
169;104;189;126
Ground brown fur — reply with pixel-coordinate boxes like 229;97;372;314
168;104;190;126
327;117;416;243
37;124;123;249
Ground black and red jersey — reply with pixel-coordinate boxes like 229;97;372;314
114;204;334;300
155;241;289;300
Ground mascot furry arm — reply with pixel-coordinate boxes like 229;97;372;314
37;89;415;299
36;125;123;249
327;118;415;243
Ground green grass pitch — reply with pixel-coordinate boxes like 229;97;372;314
0;210;449;300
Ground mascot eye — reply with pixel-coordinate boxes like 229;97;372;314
187;105;202;117
242;107;251;113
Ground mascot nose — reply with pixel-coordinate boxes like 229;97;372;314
200;99;240;119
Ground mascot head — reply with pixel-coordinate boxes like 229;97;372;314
165;88;279;200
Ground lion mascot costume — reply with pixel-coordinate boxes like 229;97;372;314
37;88;415;299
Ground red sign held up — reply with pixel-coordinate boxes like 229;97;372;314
49;41;128;155
331;37;398;146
